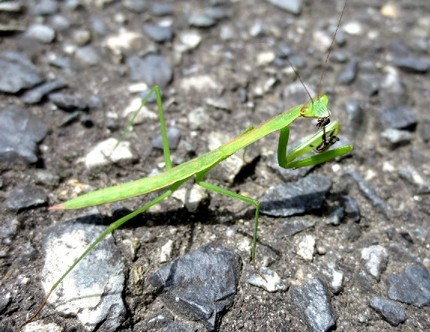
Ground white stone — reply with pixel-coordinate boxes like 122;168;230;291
256;51;275;67
247;267;288;292
24;321;63;332
105;28;141;54
172;185;208;212
159;240;174;263
122;96;157;125
343;21;363;35
180;75;220;92
361;245;388;279
84;138;136;169
42;223;125;330
296;235;316;261
177;30;202;50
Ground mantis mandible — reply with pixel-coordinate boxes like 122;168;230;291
26;0;352;325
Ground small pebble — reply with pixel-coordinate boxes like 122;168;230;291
151;127;182;150
296;235;316;261
343;21;363;35
75;45;101;65
369;296;407;326
25;24;56;43
150;3;174;16
361;245;388;280
381;128;413;146
247;267;289;292
143;24;174;43
84;138;137;169
188;13;216;28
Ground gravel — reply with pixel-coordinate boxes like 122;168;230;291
1;1;429;331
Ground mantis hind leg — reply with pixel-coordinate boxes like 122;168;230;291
23;178;186;326
196;179;260;265
151;86;173;170
121;85;173;170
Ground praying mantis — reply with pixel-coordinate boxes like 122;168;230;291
25;0;352;326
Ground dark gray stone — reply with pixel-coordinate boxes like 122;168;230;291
25;24;56;43
49;92;89;111
152;127;181;150
150;3;173;16
346;169;389;220
150;244;241;331
260;175;332;217
369;296;407;326
393;57;430;73
5;185;47;211
291;278;336;332
31;0;58;15
0;105;48;163
204;7;229;20
143;24;174;42
344;100;365;140
0;51;44;93
188;14;216;28
123;0;147;13
337;59;358;84
379;105;417;130
127;54;173;88
342;195;361;223
21;79;66;104
387;263;430;307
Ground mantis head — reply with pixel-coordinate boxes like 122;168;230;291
300;94;331;119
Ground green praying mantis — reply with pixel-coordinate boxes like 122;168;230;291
25;0;352;325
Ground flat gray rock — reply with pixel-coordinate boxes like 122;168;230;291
150;244;241;331
41;217;126;331
21;79;66;104
0;51;44;93
260;175;332;217
0;105;48;163
127;54;173;88
387;263;430;307
291;278;336;332
369;296;407;326
5;185;47;211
